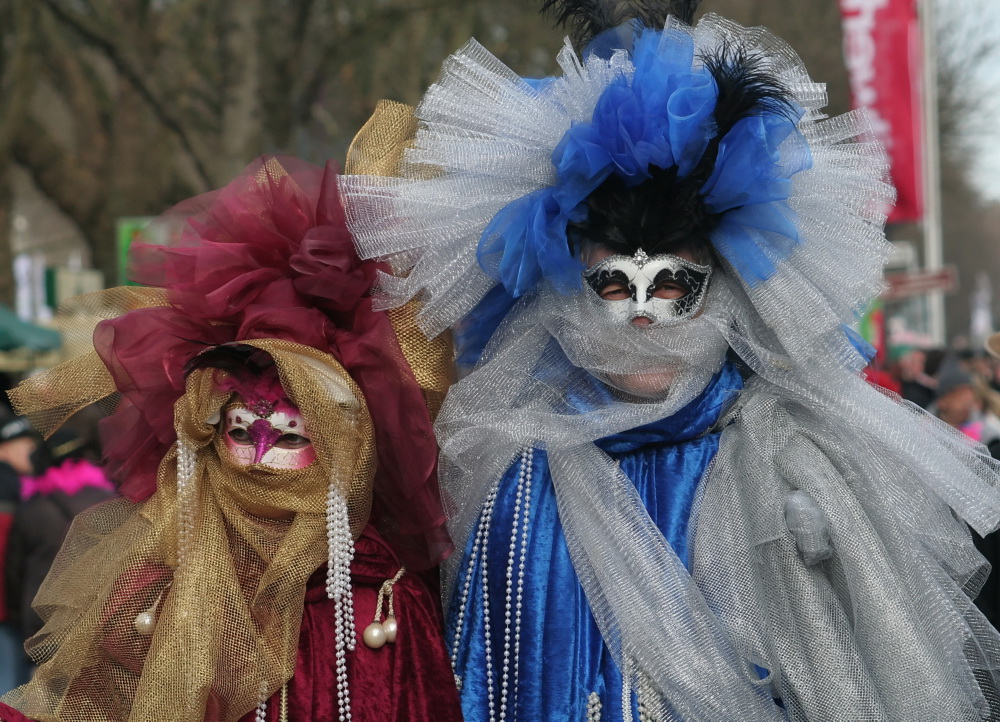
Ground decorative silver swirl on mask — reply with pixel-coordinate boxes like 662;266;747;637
583;249;713;325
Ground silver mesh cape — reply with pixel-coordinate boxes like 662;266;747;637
340;13;1000;720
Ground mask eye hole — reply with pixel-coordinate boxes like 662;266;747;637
651;280;690;300
597;280;631;301
227;427;252;445
275;433;311;450
651;268;696;300
589;268;632;301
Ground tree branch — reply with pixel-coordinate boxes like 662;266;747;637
37;0;213;188
11;118;105;242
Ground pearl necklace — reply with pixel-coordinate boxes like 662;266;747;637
498;448;533;721
637;671;655;722
325;482;355;722
253;483;355;722
587;691;603;722
622;660;634;722
450;448;534;721
623;660;659;722
450;473;502;681
479;470;499;721
254;682;288;722
175;439;197;566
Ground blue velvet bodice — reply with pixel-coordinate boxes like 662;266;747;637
447;363;744;721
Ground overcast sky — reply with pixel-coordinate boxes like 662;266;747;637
967;130;1000;203
938;0;1000;202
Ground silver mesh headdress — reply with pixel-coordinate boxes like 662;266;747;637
341;13;1000;719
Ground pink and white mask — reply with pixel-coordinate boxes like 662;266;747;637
223;399;316;470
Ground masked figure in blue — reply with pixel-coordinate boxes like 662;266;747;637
341;1;1000;719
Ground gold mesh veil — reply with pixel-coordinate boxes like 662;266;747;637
8;287;167;439
3;339;374;721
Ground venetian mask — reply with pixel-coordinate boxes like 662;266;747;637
223;397;316;470
583;249;712;326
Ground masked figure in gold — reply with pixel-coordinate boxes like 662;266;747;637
0;156;461;722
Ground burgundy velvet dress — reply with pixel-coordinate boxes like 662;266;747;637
0;526;462;722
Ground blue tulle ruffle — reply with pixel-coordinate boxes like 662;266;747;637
453;286;518;366
703;113;811;286
476;28;720;301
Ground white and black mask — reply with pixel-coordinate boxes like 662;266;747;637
583;249;712;325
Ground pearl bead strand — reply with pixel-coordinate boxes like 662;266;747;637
498;448;533;721
450;475;503;685
511;449;532;709
637;672;654;722
325;481;355;721
622;659;634;722
255;681;269;722
478;475;499;721
174;439;197;567
587;691;603;722
254;683;289;722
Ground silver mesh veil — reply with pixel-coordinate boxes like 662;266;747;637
341;13;1000;720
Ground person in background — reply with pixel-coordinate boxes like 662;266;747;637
4;427;116;649
0;417;38;696
0;418;38;481
968;352;999;390
972;334;1000;627
970;355;1000;428
930;358;1000;456
891;345;937;409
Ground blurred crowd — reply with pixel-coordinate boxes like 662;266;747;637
866;339;1000;625
0;384;115;696
870;341;1000;452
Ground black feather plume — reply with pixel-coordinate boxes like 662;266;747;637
539;0;617;47
568;166;723;263
701;45;797;138
539;1;702;48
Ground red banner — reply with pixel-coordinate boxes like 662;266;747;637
839;0;924;223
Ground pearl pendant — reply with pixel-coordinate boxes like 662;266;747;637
383;617;398;643
363;622;387;649
134;610;156;636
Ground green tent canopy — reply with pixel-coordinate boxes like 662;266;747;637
0;305;61;352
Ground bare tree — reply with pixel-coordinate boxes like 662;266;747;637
0;0;40;306
927;0;1000;340
13;0;995;345
0;0;563;288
